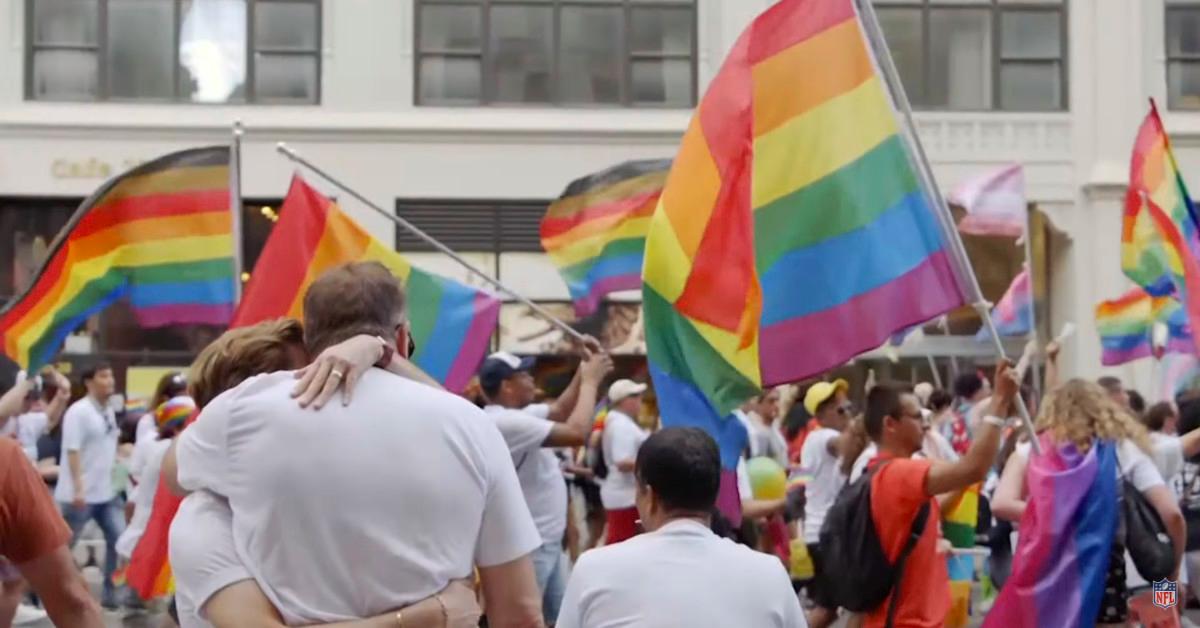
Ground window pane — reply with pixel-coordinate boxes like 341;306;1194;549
255;1;319;51
108;0;175;99
180;0;248;103
559;7;622;104
33;0;98;46
1169;61;1200;110
631;8;692;55
419;56;481;104
254;54;318;102
1000;62;1060;110
632;59;691;106
929;9;991;109
419;4;482;52
489;6;552;103
876;8;924;107
32;49;98;99
1168;10;1200;57
1001;11;1060;59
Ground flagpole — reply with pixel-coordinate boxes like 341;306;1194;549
1023;208;1042;399
274;142;589;345
925;351;944;389
856;0;1040;453
230;120;245;303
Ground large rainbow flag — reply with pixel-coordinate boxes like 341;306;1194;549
1095;286;1193;365
642;0;969;465
0;147;235;370
542;160;670;316
232;176;499;392
1122;100;1200;354
984;433;1117;628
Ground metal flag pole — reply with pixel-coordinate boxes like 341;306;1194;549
274;142;588;345
925;351;944;389
856;0;1040;453
230;121;245;303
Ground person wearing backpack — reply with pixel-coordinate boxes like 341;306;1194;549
798;379;851;628
824;363;1015;628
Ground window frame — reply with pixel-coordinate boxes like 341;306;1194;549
875;0;1068;112
1166;2;1200;110
24;0;323;104
412;0;698;108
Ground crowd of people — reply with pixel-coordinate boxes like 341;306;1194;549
4;262;1200;627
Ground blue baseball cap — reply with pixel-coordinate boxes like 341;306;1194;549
479;352;536;391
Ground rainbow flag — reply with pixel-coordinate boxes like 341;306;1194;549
1123;100;1200;354
984;433;1117;628
1095;286;1192;365
1154;296;1195;355
542;160;670;316
943;482;979;549
232;176;499;392
642;0;969;468
0;147;235;370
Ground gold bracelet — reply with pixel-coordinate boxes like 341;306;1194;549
395;609;404;627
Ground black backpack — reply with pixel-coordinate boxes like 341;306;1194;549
818;461;930;624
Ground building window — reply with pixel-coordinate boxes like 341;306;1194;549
395;200;547;253
1168;3;1200;109
27;0;321;104
874;0;1066;111
415;0;697;107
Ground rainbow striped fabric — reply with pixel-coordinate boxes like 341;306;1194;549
232;176;500;392
1095;286;1192;365
643;0;969;459
0;147;235;370
542;160;670;316
1123;101;1200;354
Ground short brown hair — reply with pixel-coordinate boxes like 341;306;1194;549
188;318;304;408
302;262;406;356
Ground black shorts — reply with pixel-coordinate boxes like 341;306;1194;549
1096;542;1128;624
806;542;837;609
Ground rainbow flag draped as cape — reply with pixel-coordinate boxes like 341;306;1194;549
232;176;500;392
1095;286;1193;365
983;433;1117;628
0;147;235;370
642;0;969;469
1122;101;1200;355
542;160;670;316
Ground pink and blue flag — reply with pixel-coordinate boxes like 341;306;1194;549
983;432;1117;628
951;163;1027;238
976;268;1033;340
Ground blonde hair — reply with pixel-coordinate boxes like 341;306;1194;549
1035;378;1150;453
189;318;305;408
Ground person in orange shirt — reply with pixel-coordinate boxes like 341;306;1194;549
859;363;1016;627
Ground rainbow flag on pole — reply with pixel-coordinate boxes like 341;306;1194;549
0;146;235;370
1095;286;1193;365
233;176;499;392
643;0;970;468
1123;100;1200;354
542;160;670;316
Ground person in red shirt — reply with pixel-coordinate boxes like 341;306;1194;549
0;438;104;627
860;363;1016;627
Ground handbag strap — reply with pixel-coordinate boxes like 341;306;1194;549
885;500;931;628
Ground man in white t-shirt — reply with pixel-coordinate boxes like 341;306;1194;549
167;262;543;625
55;363;123;609
480;348;612;625
600;379;649;545
557;427;806;628
798;378;850;628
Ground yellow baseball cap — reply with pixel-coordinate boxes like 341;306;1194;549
804;379;849;415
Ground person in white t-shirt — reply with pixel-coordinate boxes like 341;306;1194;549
0;369;70;465
479;348;613;625
116;396;195;563
557;427;806;628
600;379;650;545
165;262;543;626
55;363;123;609
797;378;849;628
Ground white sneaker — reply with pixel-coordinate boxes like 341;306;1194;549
12;603;48;625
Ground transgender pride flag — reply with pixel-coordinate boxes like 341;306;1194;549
976;268;1033;341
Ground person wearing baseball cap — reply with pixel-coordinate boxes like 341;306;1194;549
479;346;612;625
600;378;650;545
799;378;850;628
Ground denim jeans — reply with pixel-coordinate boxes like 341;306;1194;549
60;498;125;604
531;541;568;625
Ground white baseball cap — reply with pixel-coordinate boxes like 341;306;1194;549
608;379;648;403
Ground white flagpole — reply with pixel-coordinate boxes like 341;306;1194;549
274;142;589;345
230;120;245;303
856;0;1040;453
1023;208;1042;399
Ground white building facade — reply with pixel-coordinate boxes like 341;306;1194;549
0;0;1191;394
